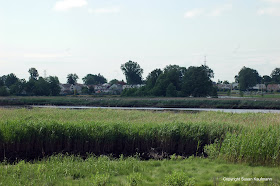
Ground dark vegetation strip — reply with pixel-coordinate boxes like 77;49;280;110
1;96;280;109
0;120;238;162
1;120;280;166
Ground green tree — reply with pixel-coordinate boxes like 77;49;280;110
109;79;126;85
25;79;36;95
82;74;107;85
3;73;19;87
81;86;89;94
201;65;214;78
145;69;162;90
262;75;272;86
28;68;39;80
235;67;261;91
33;77;50;96
151;73;170;96
9;79;26;95
67;73;79;85
166;83;177;97
88;86;95;94
149;65;186;96
271;68;280;83
0;77;4;86
47;76;61;96
0;86;9;96
182;66;215;97
121;60;143;84
223;80;229;84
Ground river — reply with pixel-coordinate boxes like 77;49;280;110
31;105;280;113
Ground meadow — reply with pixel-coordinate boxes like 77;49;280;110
1;155;279;185
0;108;280;185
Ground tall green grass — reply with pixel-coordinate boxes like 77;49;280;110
1;155;279;185
205;126;280;166
0;118;235;161
0;108;280;165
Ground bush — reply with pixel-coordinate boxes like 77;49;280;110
164;171;195;186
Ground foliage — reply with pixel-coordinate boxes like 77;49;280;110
0;155;279;185
33;77;51;96
0;108;240;161
182;66;215;97
82;73;107;85
122;64;216;97
127;172;142;185
205;127;280;166
9;79;26;95
81;86;89;94
223;80;229;84
1;96;280;109
1;108;280;166
28;68;39;80
262;75;272;85
0;86;9;96
121;60;143;85
164;171;195;186
271;67;280;83
2;73;19;87
145;68;162;90
166;83;177;97
46;76;61;96
0;77;4;86
109;79;119;85
67;73;79;85
25;78;36;95
235;67;261;91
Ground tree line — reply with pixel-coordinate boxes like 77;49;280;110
235;67;280;91
0;61;279;97
121;61;216;97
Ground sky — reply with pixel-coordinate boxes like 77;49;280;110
0;0;280;84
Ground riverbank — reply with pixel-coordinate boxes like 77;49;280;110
1;96;280;109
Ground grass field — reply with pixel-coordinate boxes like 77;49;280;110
0;108;280;185
1;155;279;185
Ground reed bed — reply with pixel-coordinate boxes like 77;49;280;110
1;96;280;109
0;108;280;165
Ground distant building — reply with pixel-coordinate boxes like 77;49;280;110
122;84;145;90
59;84;86;95
252;84;266;91
59;84;71;95
216;84;231;90
267;84;280;92
94;83;111;93
109;84;123;94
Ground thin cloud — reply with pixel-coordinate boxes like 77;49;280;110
184;9;204;18
262;0;280;3
54;0;88;12
24;52;72;59
258;7;280;16
208;4;232;16
88;7;120;14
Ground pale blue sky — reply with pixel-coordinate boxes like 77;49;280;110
1;0;280;83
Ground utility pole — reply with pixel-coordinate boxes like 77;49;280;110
44;70;47;78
